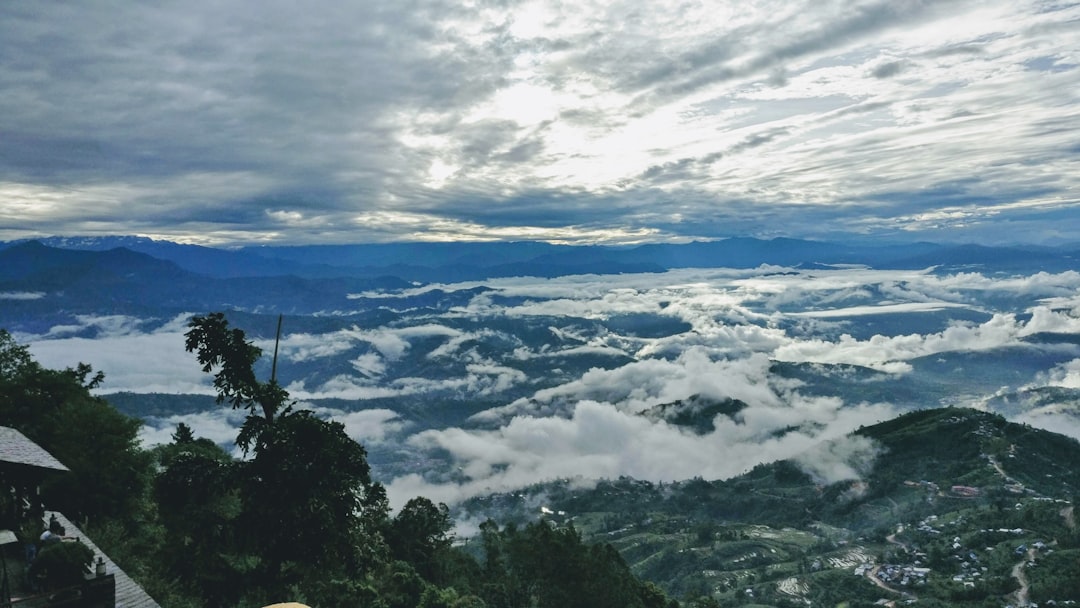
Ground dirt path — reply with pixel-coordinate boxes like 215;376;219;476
1010;548;1035;607
988;454;1010;480
885;529;909;552
866;566;901;595
863;565;918;604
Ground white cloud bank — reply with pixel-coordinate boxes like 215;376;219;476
12;266;1080;508
22;314;213;395
387;349;896;506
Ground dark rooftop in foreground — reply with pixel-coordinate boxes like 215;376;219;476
0;427;69;472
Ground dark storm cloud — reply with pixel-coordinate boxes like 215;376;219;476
2;4;502;173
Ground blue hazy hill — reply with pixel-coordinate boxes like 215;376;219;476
4;236;1079;281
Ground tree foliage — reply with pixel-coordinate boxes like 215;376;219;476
388;497;453;580
477;520;677;608
184;312;287;431
1;319;676;608
0;329;153;528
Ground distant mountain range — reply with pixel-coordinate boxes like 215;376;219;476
4;234;1079;343
0;240;412;332
3;236;1079;283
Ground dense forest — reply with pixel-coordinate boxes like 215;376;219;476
0;315;676;608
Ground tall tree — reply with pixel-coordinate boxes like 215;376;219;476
181;313;390;602
153;447;243;607
184;312;287;448
240;409;388;586
388;497;453;580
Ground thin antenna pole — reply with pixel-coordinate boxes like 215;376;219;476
270;313;283;384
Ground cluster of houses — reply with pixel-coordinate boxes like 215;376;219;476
861;515;1035;593
865;563;930;587
946;535;990;588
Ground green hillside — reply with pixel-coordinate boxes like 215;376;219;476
459;407;1080;606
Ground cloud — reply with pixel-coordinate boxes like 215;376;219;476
12;266;1080;511
1;1;1078;245
388;334;899;507
0;291;44;300
773;314;1024;372
351;353;387;378
387;396;894;508
138;408;250;454
309;406;410;445
1024;358;1080;391
794;435;883;485
138;405;408;457
22;314;212;394
478;351;792;422
376;266;1080;505
789;302;970;318
285;376;405;401
871;60;907;79
1011;412;1080;443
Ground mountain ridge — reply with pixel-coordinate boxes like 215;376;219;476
5;235;1079;281
454;406;1080;605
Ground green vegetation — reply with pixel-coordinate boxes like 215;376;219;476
30;541;95;590
459;409;1080;606
0;320;672;607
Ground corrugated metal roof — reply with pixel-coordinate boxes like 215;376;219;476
0;426;69;471
46;511;162;608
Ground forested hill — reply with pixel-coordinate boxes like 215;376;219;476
458;407;1080;605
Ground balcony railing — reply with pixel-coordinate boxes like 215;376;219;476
7;573;115;608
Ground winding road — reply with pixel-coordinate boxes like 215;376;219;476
1010;547;1035;607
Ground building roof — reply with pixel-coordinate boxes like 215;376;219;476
47;511;161;608
0;426;69;471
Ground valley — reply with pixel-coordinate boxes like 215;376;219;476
4;237;1080;604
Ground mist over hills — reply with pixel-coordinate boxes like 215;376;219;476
4;235;1080;507
6;235;1080;603
459;406;1080;531
455;407;1080;603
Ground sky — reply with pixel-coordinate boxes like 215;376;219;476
1;0;1078;246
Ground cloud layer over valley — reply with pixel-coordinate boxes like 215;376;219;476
18;265;1080;506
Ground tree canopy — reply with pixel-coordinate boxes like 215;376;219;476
0;318;675;608
0;329;152;529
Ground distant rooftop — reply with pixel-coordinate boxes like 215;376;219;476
0;426;69;472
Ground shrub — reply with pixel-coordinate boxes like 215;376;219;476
31;541;94;590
